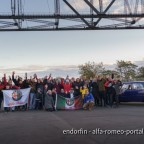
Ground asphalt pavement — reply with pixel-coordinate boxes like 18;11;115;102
0;104;144;144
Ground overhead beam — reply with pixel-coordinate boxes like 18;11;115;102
54;0;60;29
90;0;94;25
0;0;144;31
0;13;144;19
94;0;116;26
0;26;144;31
84;0;100;14
63;0;92;28
11;0;21;29
99;0;103;12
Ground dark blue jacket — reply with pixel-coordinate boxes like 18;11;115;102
84;93;94;104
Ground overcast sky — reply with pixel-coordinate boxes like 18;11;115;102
1;30;144;67
0;0;144;77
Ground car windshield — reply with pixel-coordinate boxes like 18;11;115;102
121;82;144;91
132;83;144;90
121;84;130;90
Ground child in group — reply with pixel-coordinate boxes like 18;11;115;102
80;84;88;100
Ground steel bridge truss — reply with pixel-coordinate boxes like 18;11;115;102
0;0;144;31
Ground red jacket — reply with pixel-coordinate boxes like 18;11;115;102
61;79;72;93
0;84;4;90
104;81;111;88
0;75;7;90
9;85;20;90
2;75;7;87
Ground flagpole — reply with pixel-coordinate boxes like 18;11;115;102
26;88;31;111
55;93;57;111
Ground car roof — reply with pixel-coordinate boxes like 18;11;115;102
123;81;144;84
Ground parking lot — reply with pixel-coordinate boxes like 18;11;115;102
0;104;144;144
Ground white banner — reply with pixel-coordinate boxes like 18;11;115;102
2;88;30;107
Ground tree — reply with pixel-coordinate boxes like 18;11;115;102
102;70;120;79
78;62;105;79
116;60;138;81
137;66;144;78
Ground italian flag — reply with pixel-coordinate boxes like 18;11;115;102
56;95;83;110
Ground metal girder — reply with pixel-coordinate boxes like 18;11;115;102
94;0;116;26
54;0;60;28
99;0;103;12
0;14;144;19
63;0;92;28
0;0;144;31
84;0;100;14
0;26;144;31
90;0;94;25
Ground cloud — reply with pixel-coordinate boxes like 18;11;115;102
134;60;144;67
0;65;46;73
0;60;144;78
0;65;79;78
64;0;144;15
64;0;117;12
70;0;88;10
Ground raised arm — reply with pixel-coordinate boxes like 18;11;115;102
25;73;27;80
12;71;18;86
47;74;52;80
3;73;7;87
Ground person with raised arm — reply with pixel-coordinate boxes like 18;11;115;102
4;74;19;112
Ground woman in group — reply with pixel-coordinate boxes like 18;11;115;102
80;84;88;100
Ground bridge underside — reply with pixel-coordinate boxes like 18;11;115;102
0;0;144;31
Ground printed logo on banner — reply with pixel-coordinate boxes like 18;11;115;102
12;90;22;101
66;98;74;106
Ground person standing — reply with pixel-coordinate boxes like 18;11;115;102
44;90;55;112
97;76;106;107
61;77;72;93
35;88;43;110
107;82;116;108
113;79;122;107
80;85;88;100
53;79;63;94
0;81;4;112
91;78;99;106
29;79;36;110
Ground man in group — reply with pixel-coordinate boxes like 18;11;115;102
83;90;95;111
97;75;106;107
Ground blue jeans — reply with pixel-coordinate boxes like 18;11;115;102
11;107;15;111
29;93;35;109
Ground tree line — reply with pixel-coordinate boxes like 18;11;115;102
78;60;144;81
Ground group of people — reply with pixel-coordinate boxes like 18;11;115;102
0;72;122;112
